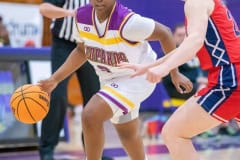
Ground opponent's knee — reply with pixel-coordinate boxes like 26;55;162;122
161;123;175;144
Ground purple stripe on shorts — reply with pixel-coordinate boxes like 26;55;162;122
98;91;128;114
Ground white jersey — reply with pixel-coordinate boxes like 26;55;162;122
74;2;157;82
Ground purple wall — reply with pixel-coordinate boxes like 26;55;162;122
121;0;184;30
227;0;240;23
121;0;239;30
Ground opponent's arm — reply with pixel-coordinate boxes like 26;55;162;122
147;22;193;92
39;2;75;18
145;0;214;83
147;22;178;70
159;0;214;71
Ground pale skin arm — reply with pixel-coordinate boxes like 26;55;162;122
39;2;75;18
149;22;193;93
38;43;87;94
146;0;214;83
120;21;193;93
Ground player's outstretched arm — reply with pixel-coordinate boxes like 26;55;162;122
39;2;75;19
145;0;214;83
159;0;213;71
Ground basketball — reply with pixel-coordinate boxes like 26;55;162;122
10;84;50;124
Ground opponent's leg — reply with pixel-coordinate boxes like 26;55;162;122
162;96;221;160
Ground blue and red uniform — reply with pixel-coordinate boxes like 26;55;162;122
188;0;240;123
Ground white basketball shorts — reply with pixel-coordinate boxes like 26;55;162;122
97;75;156;124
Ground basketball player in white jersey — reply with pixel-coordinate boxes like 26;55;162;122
38;0;193;159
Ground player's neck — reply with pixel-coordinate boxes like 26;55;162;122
95;13;109;23
95;6;113;23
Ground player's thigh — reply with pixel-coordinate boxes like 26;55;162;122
82;94;113;122
163;96;221;138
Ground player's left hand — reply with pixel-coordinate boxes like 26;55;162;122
170;71;193;94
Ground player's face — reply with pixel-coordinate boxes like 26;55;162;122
90;0;115;13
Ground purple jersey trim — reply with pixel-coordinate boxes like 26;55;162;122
76;4;93;25
108;2;132;30
76;2;138;44
119;13;139;45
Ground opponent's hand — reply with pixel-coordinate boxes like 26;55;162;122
170;71;193;94
118;62;149;78
146;64;170;83
38;77;58;96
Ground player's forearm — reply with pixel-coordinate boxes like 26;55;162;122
159;27;176;55
163;33;204;71
144;49;175;70
39;3;73;19
51;48;87;83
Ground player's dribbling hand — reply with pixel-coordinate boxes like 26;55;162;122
118;62;149;78
37;77;58;96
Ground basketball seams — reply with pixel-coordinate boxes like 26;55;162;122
23;97;49;112
16;98;22;120
14;85;34;93
21;87;36;123
10;91;48;105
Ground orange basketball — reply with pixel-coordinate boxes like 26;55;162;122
10;84;50;124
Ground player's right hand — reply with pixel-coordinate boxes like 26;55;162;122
38;77;58;96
